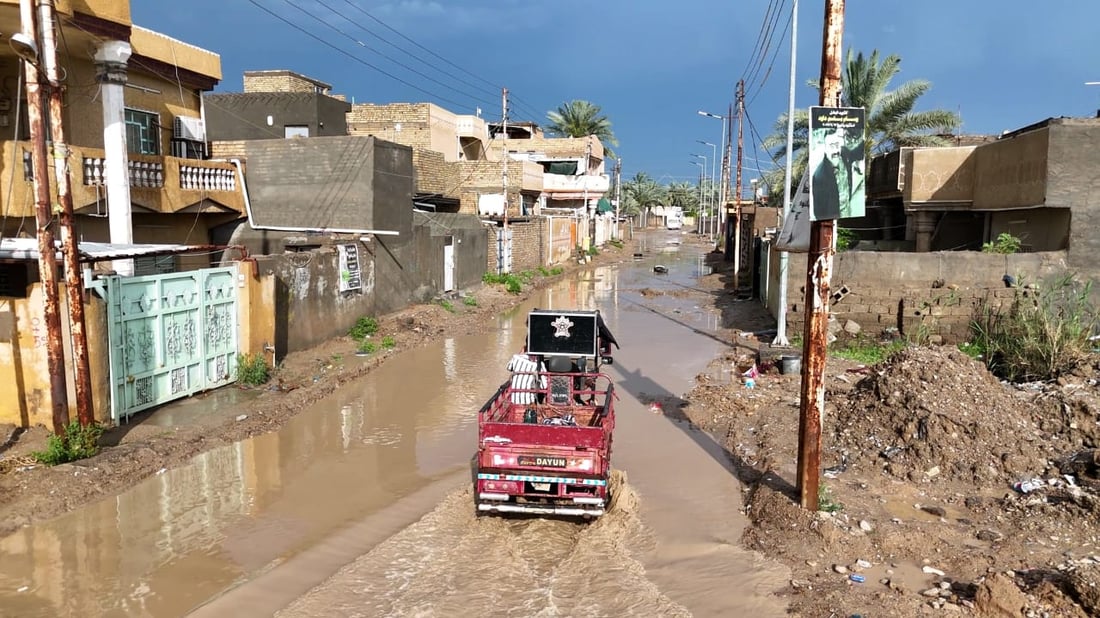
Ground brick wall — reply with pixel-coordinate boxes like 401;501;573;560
486;219;546;272
209;140;248;159
458;160;542;192
347;103;433;151
774;250;1070;343
243;70;330;94
503;135;604;162
412;149;460;198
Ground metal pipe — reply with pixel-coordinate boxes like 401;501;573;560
20;0;68;434
39;0;93;425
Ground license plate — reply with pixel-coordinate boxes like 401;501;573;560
518;455;567;467
532;482;551;491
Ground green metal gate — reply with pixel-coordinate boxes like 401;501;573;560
94;267;239;421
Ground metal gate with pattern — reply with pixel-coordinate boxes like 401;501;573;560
95;267;239;421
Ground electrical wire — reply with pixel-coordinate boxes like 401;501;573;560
739;0;780;86
284;0;501;113
744;0;789;98
244;0;473;110
335;0;543;120
747;7;793;107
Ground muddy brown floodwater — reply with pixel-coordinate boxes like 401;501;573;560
0;231;789;616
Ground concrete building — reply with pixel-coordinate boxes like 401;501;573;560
205;71;352;140
865;116;1100;263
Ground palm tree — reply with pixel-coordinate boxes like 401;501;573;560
763;49;961;200
666;181;699;214
546;100;619;158
621;172;665;215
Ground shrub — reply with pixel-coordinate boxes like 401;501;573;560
982;232;1022;254
381;336;396;349
440;299;455;313
349;316;379;341
483;271;522;294
836;228;858;251
33;421;104;465
463;296;478;307
237;353;270;386
357;340;377;355
971;274;1098;382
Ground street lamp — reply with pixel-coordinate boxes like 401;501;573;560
691;153;708;222
690;159;706;219
699;110;728;241
697;140;717;238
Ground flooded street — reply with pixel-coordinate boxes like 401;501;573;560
0;231;788;617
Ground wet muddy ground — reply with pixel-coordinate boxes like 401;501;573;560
0;231;792;616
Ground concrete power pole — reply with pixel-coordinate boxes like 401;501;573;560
719;102;732;245
797;0;845;511
39;0;93;426
20;0;68;434
500;87;509;274
614;157;622;240
732;80;745;287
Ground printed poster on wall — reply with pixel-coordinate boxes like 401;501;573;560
338;243;362;292
808;106;866;221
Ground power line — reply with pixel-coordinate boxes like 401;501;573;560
744;0;789;97
739;0;781;86
243;0;473;109
747;6;794;107
294;0;502;111
335;0;544;120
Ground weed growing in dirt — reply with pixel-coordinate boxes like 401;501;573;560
587;246;599;256
463;296;478;307
538;265;564;277
971;274;1098;381
608;239;624;249
957;340;985;360
357;340;377;355
440;299;455;313
831;336;905;365
237;353;270;385
349;316;379;341
483;272;522;294
381;336;396;349
818;485;843;513
33;421;104;465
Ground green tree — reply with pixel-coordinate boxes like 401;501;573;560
621;172;666;215
546;100;619;158
763;49;961;202
666;181;699;213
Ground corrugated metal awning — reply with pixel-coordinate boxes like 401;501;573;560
0;238;221;262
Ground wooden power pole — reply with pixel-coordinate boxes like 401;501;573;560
39;0;94;426
731;80;744;282
797;0;845;511
20;0;68;434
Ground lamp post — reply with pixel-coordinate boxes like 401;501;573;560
697;140;717;239
690;159;705;219
691;153;708;228
698;110;728;242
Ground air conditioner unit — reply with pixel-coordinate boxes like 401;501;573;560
173;116;206;142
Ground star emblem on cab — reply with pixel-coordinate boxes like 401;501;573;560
551;315;574;338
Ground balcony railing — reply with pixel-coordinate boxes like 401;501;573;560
542;173;610;193
81;157;236;192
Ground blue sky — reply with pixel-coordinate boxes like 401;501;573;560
133;0;1100;187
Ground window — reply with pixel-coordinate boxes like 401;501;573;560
284;125;310;138
125;109;160;155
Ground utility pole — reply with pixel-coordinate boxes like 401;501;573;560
584;138;593;248
20;0;68;434
614;157;622;240
797;0;845;511
500;86;508;274
731;79;745;284
774;0;799;348
40;0;93;426
719;103;732;244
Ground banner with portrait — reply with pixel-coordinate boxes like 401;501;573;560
808;106;866;221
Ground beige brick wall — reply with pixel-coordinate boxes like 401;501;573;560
486;219;545;272
458;160;542;192
413;149;460;198
209;140;248;159
243;71;330;94
502;135;604;164
347;103;434;151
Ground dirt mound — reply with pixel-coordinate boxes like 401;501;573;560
830;347;1053;484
